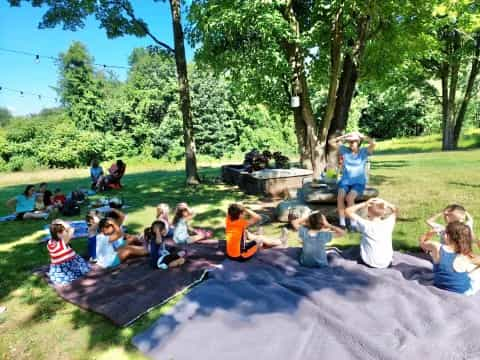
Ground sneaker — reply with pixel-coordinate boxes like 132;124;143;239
157;262;168;270
88;257;97;264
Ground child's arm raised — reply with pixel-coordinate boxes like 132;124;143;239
243;207;263;227
426;212;444;230
321;215;346;238
109;208;126;225
291;213;310;231
108;221;124;242
419;229;440;260
345;200;369;222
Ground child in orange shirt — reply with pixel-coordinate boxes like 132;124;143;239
225;203;287;261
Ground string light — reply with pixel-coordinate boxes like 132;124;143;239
0;85;58;102
0;47;129;70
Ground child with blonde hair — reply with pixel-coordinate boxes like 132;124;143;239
426;204;475;244
346;198;397;269
172;203;212;244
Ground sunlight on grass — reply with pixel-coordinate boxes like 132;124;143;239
0;134;479;359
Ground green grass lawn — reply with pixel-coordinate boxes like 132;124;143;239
1;134;480;359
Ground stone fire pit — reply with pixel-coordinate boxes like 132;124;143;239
222;165;313;198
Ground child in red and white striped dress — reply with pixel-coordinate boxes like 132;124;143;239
47;219;90;285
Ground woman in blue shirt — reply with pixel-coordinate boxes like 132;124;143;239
6;185;49;220
330;132;376;229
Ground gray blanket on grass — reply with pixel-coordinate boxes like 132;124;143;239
133;247;480;360
34;242;225;327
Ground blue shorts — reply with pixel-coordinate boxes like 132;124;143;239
338;182;365;196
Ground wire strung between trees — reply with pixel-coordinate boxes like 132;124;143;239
0;85;59;102
0;47;129;70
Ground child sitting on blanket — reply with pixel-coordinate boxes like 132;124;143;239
52;188;67;208
291;212;345;267
420;221;480;295
47;219;91;285
345;198;397;269
144;220;185;269
156;203;174;238
96;213;148;268
225;203;288;261
86;210;101;262
426;204;475;244
172;203;213;245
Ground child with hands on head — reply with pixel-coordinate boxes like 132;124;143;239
345;197;397;269
291;212;346;267
420;221;480;295
47;219;91;285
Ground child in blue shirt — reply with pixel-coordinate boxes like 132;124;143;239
291;212;345;267
420;221;480;295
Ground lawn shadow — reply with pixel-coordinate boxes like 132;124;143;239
449;181;480;189
0;164;252;357
371;160;409;169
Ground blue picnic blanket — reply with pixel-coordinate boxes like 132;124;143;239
0;214;17;222
41;220;89;242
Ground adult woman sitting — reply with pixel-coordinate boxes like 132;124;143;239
330;132;376;229
6;185;49;220
98;160;126;191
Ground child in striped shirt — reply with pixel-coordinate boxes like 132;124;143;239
47;219;91;285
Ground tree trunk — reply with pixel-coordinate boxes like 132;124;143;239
440;62;451;150
330;53;357;134
442;30;461;151
329;15;369;136
282;1;324;177
453;35;480;146
320;6;344;174
169;0;200;185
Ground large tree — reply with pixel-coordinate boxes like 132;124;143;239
9;0;201;184
58;41;107;131
419;0;480;150
189;0;430;176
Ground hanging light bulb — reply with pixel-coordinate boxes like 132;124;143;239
0;86;2;91
20;91;24;97
35;54;40;64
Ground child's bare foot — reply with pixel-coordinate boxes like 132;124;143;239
169;257;186;268
256;226;264;236
280;228;289;248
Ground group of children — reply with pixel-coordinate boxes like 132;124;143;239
45;196;479;296
46;201;215;285
44;131;478;296
6;183;71;221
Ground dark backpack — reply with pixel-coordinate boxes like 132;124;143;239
61;198;81;216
